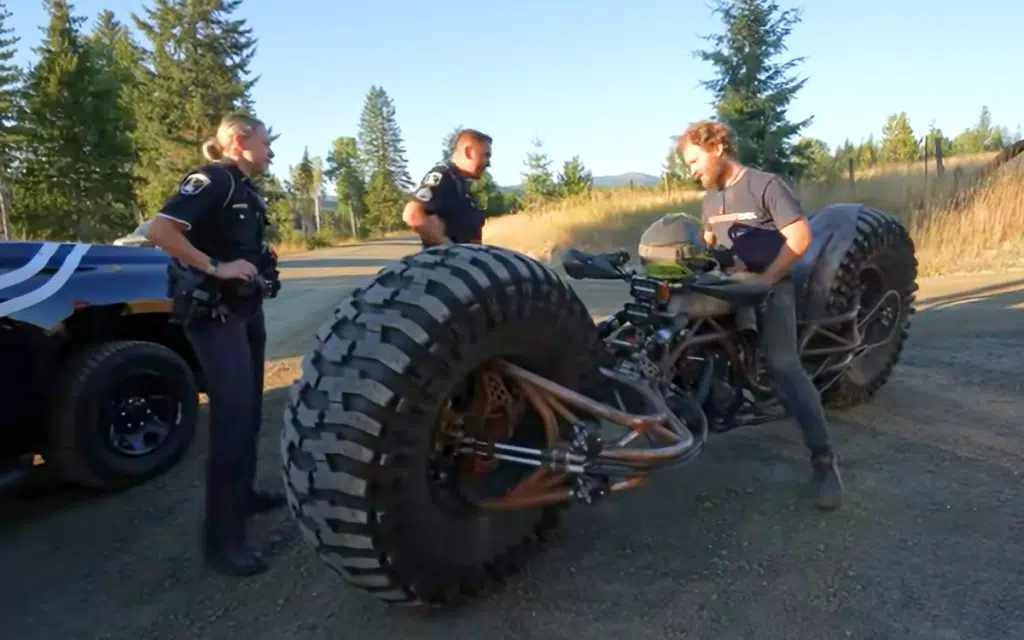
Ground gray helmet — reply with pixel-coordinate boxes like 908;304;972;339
637;213;709;265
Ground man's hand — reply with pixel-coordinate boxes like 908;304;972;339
758;216;812;285
402;200;447;245
724;254;747;275
213;259;258;281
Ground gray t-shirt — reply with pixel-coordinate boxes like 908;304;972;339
700;168;805;272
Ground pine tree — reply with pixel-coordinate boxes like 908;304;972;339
520;138;558;202
857;135;878;168
88;9;145;219
363;167;405;233
791;137;837;181
261;173;292;241
923;120;952;160
468;171;508;215
557;155;593;196
832;139;856;175
130;0;259;215
13;0;136;240
357;85;409;231
290;148;317;232
693;0;813;176
662;139;693;189
0;0;22;240
325;135;366;236
357;85;412;189
951;105;1005;154
880;112;918;163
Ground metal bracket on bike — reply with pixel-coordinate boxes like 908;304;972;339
570;419;603;459
572;474;610;505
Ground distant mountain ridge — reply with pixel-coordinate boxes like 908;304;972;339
500;171;660;192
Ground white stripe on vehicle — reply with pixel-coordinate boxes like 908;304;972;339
0;243;91;318
0;242;61;291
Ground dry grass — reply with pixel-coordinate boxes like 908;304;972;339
483;187;706;262
271;228;410;256
483;151;1024;277
907;154;1024;275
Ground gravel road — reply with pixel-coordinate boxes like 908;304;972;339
1;239;1021;640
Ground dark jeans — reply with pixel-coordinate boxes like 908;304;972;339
758;278;833;457
184;306;267;549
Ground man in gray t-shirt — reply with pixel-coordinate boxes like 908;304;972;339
678;119;843;511
700;168;802;274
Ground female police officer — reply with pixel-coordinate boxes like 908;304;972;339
145;113;284;577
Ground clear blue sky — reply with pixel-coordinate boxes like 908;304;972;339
9;0;1023;191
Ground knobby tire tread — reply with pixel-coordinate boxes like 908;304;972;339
280;244;605;609
821;206;918;408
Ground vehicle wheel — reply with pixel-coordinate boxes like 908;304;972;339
280;243;606;609
821;206;918;408
48;340;199;490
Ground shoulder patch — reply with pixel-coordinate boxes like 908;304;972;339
180;172;212;195
420;171;443;187
415;187;433;202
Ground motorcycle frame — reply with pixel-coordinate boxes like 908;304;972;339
457;269;901;514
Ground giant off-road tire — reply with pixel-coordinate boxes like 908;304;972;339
820;206;918;409
280;243;606;608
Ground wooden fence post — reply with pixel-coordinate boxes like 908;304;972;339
923;136;928;193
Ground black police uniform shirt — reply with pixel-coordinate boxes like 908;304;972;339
157;160;268;266
700;168;804;272
412;163;484;244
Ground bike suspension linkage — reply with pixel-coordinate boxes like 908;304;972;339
453;360;708;511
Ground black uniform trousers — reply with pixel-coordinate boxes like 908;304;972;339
184;303;266;550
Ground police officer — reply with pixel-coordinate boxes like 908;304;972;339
145;113;285;577
402;128;492;247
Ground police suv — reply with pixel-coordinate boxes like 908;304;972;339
0;239;201;494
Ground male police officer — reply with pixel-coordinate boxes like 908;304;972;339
678;119;844;511
146;114;285;576
403;128;492;247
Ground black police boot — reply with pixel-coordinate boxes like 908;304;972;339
248;490;286;515
204;544;268;577
202;488;268;577
810;452;844;511
203;518;268;577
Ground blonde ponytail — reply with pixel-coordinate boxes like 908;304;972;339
200;113;267;162
201;137;224;161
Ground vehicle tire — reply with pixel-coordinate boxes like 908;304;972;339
820;206;918;409
48;340;200;490
280;243;606;609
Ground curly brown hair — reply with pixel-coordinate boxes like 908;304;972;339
677;119;737;157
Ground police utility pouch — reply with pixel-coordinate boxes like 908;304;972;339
167;260;229;325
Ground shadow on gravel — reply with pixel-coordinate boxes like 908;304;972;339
916;277;1024;312
911;282;1024;340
